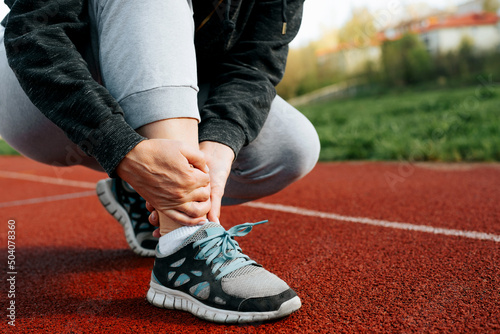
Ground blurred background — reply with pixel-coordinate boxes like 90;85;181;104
280;0;500;163
1;0;499;162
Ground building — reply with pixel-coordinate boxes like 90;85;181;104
419;12;500;54
316;41;382;76
456;0;485;15
315;4;500;76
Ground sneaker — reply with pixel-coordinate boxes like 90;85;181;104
146;221;301;323
96;178;157;257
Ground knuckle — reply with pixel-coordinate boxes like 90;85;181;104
202;192;211;202
184;174;197;187
170;188;185;200
198;188;210;201
180;203;198;217
200;201;211;214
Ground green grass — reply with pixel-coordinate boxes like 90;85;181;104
1;85;499;162
300;85;500;162
0;140;19;156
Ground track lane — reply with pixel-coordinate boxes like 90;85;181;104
1;157;498;333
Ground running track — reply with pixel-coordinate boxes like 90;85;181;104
0;156;499;333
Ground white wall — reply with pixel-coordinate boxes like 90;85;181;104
438;25;500;53
421;24;500;54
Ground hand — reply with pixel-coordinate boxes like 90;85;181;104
146;141;234;228
116;139;211;226
199;141;235;223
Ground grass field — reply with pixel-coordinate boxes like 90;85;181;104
1;85;499;161
300;85;500;162
0;139;19;155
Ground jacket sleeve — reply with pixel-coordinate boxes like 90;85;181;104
3;0;145;176
198;0;304;157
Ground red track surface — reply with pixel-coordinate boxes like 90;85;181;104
1;156;499;333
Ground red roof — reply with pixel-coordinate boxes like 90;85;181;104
422;12;499;32
379;12;499;41
316;12;499;57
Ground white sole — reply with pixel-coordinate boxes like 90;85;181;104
96;179;156;257
146;278;302;323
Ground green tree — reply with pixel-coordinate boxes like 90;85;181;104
338;8;377;48
482;0;500;13
457;36;475;79
381;33;433;85
277;44;321;99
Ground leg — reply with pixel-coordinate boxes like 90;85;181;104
1;0;204;246
222;95;320;205
89;0;202;234
136;119;201;235
89;0;199;129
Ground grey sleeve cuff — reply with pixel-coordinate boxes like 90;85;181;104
119;86;201;130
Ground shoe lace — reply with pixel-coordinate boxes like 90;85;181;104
192;220;267;281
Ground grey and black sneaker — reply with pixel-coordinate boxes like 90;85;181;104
146;221;301;323
96;178;157;257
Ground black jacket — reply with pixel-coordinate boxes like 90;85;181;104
2;0;303;176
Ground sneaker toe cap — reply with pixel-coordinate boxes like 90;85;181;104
238;288;299;312
222;267;289;298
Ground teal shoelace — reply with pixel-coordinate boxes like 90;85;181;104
193;221;267;281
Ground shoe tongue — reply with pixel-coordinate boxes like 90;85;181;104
180;222;222;248
181;222;261;279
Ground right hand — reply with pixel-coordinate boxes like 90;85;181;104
115;139;211;226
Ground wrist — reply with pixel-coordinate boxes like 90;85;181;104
116;139;150;179
200;141;235;162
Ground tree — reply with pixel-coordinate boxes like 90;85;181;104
381;33;433;85
338;8;377;48
482;0;500;13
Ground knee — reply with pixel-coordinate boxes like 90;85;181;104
280;120;321;182
223;131;319;205
223;99;320;203
265;96;321;183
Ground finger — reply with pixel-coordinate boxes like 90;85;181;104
163;209;208;226
189;168;211;187
180;145;209;173
185;184;211;203
146;201;155;213
207;193;222;223
149;210;159;226
207;211;220;224
152;228;161;238
176;199;211;218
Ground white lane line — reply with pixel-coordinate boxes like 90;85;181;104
0;191;96;208
0;171;96;189
2;171;498;243
244;202;500;243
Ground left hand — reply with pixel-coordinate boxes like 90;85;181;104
199;141;235;223
148;141;234;232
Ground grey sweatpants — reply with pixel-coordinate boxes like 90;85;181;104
0;0;320;204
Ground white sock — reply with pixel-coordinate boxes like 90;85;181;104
158;224;203;255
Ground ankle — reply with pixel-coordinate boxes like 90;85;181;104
158;225;203;255
158;211;186;237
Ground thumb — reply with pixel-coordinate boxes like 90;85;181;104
180;145;209;173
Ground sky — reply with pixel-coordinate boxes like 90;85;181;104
291;0;468;47
0;0;469;47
